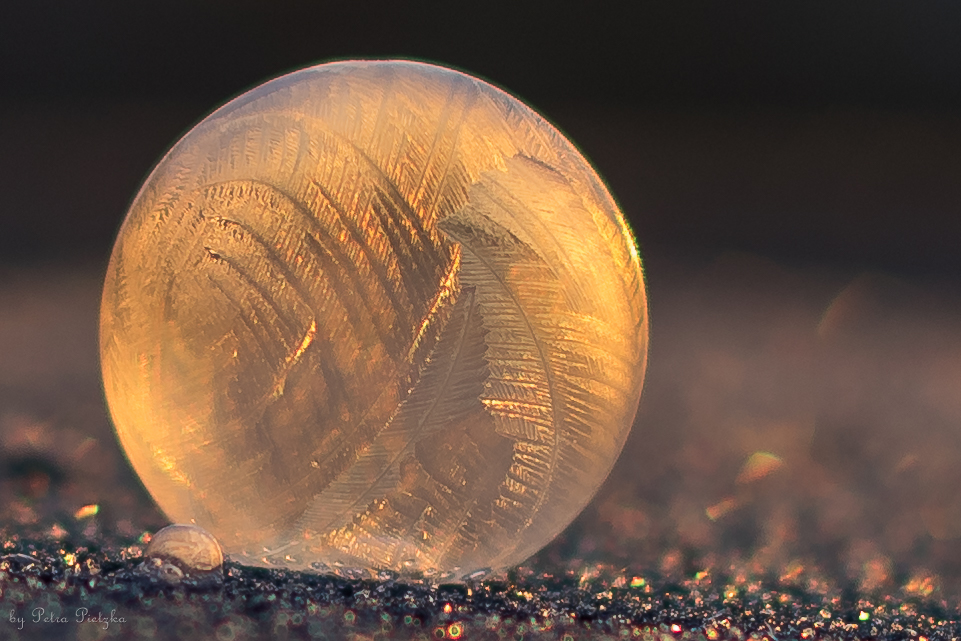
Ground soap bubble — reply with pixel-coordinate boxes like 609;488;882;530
101;60;648;574
139;524;224;584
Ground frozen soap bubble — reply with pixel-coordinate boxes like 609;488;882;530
140;524;224;584
100;60;648;575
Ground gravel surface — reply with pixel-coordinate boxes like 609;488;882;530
2;252;961;639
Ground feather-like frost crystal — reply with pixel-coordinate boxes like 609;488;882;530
100;60;649;574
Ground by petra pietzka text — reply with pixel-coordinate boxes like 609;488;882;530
9;607;126;630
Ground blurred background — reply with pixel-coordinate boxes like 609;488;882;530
3;0;961;600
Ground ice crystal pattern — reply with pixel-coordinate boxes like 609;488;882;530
100;61;648;574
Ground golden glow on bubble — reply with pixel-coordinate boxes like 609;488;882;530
100;60;648;574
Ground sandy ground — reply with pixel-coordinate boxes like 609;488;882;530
2;249;961;638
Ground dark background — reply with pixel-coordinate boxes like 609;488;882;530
4;0;961;604
3;0;961;275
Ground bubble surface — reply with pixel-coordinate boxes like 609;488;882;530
100;60;648;573
143;524;224;576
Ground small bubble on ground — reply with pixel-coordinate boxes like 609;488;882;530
139;523;224;583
